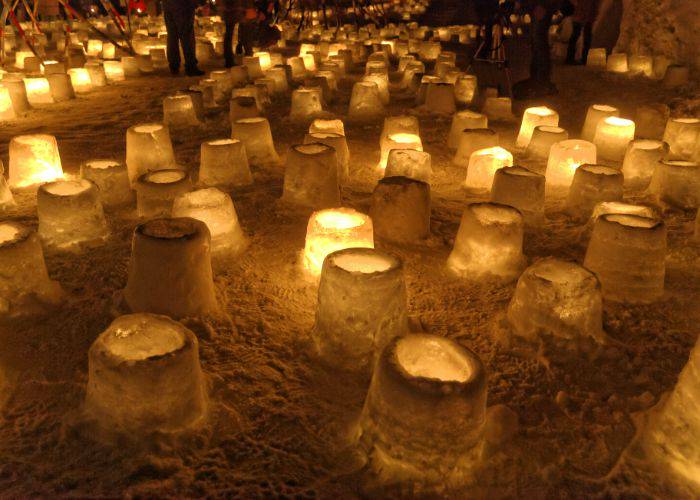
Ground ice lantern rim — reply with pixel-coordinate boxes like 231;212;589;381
0;221;29;249
293;143;334;156
324;247;400;276
600;213;663;230
137;217;207;243
384;333;486;398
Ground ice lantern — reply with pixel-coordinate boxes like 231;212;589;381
37;180;110;250
453;128;499;167
348;81;385;122
650;160;700;209
136;169;192;218
465;146;513;189
526;126;569;161
379;133;422;171
593;117;635;162
581;104;620;142
199;139;252;188
163;94;200;127
515;106;559;149
302;208;374;276
125;123;177;185
545;139;597;188
68;68;93;93
370;176;431;244
84;313;207;435
282;143;340;210
0;222;62;318
566;165;623;220
8;134;64;188
23;77;54;105
289;88;324;124
172;188;247;259
303;132;350;183
662;118;700;160
312;248;408;375
621;140;668;186
490;166;545;226
385;150;432;184
123;218;219;318
0;85;17;120
503;258;604;351
231;117;280;166
356;333;486;484
447;202;525;282
448;110;488;150
584;214;666;303
80;160;134;209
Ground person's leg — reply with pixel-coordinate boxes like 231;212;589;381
566;22;582;64
163;8;181;73
178;7;200;74
581;22;593;63
224;19;235;67
239;22;255;56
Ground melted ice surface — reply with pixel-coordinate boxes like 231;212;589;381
315;210;365;230
471;203;519;225
333;251;392;273
396;335;472;383
606;214;658;228
104;317;185;361
209;139;237;146
0;224;19;243
133;124;162;134
45;179;91;196
86;160;119;170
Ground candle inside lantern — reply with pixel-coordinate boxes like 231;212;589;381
545;139;597;188
465;146;513;189
303;208;374;276
8;134;64;188
516;106;559;149
593;116;635;162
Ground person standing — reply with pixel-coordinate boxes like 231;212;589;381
566;0;600;64
162;0;204;75
222;0;256;68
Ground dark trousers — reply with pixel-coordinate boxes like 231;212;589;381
163;6;198;71
224;20;255;67
567;21;593;63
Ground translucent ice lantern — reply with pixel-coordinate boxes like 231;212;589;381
23;77;54;105
371;176;431;244
545;139;597;188
125;123;177;184
0;85;17;120
663;118;700;160
465;146;513;189
566;164;623;220
172;188;247;259
606;53;628;73
312;248;408;374
581;104;620;142
385;149;432;184
8;134;64;189
304;132;350;182
123;218;219;318
289;88;324;124
448;110;488;150
84;313;207;434
348;81;385;122
163;94;200;127
526;126;569;161
37;179;109;250
283;142;342;209
423;82;456;115
357;333;486;484
136;169;192;218
593;116;635;163
447;202;525;282
505;258;604;350
199;139;252;188
621;140;668;186
80;160;134;209
231;117;279;166
453;128;499;167
516;106;559;149
68;68;93;93
379;132;422;171
303;208;374;276
584;214;666;303
490;166;545;225
650;160;700;209
0;222;62;317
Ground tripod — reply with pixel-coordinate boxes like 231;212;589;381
467;14;514;96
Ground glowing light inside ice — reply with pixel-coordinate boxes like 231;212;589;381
516;106;559;149
44;179;91;196
104;319;185;361
9;134;64;188
606;214;658;228
396;335;472;383
333;252;393;273
147;170;187;184
0;224;19;243
133;124;163;134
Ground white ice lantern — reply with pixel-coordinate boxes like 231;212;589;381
581;104;620;142
80;159;134;209
516;106;559;149
448;110;488;150
348;81;385;122
289;88;324;124
465;146;513;189
23;77;54;105
545;139;597;188
303;208;374;276
103;60;125;82
68;68;93;93
125;123;177;184
163;94;200;127
199;139;252;188
230;117;279;166
379;132;422;171
593;116;635;162
8;134;64;188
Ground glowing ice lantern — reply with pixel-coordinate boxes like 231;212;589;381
663;118;700;160
123;218;219;318
385;149;432;184
650;160;700;209
8;134;64;188
566;164;623;220
621;140;668;185
0;85;16;120
448;110;488;150
199;139;252;188
303;208;374;276
465;146;513;189
172;188;247;259
348;81;385;122
135;169;192;218
68;68;93;93
80;160;133;209
356;333;486;485
309;118;345;137
229;96;260;122
84;313;207;434
14;50;33;69
37;179;110;250
516;106;559;149
0;222;62;317
629;55;653;77
447;202;525;282
545;139;597;188
303;132;350;182
482;96;514;122
584;214;666;303
312;248;408;374
455;74;477;105
253;51;272;71
23;77;54;105
163;94;200;127
593;116;635;162
606;53;628;73
125;123;177;184
581;104;620;142
370;176;431;244
453;128;499;166
362;74;389;105
526;126;569;161
3;77;31;114
491;166;545;226
86;39;103;57
282;144;340;209
289;88;324;124
379;132;422;171
586;48;607;67
85;62;107;87
381;115;419;142
503;258;604;350
231;117;279;166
